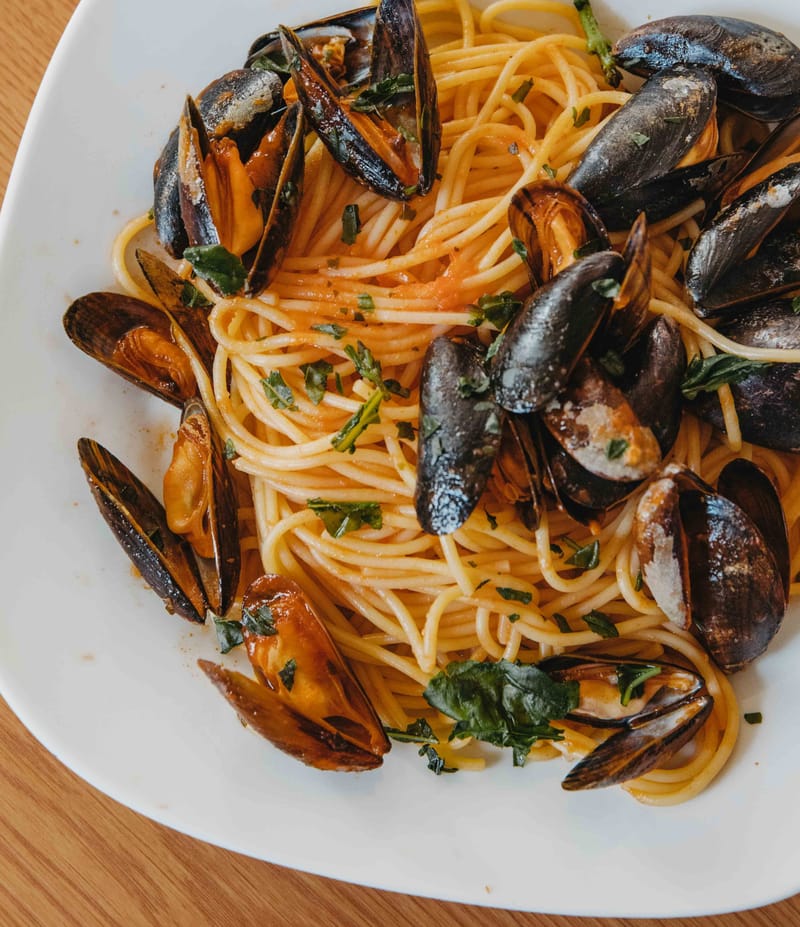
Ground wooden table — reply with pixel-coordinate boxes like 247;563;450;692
2;2;799;924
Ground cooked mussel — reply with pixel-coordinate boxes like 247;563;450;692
163;398;240;616
415;336;504;535
246;5;375;90
613;16;800;122
78;438;208;623
540;654;713;789
153;69;285;259
198;574;390;771
634;460;788;672
281;0;441;200
568;67;719;209
175;95;305;296
687;298;800;451
63;292;197;407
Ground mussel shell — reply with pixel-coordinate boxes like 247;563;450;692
415;337;504;535
716;458;790;600
63;292;196;407
680;490;785;673
567;67;718;204
620;316;686;455
600;212;652;356
613;16;800;122
198;659;384;771
78;438;208;623
591;152;747;232
165;398;241;617
245;6;375;89
490;250;625;413
561;691;713;790
241;575;390;758
539;357;662;483
135;249;218;378
507;181;610;287
686;162;800;315
688;299;800;450
153;69;284;258
488;413;544;530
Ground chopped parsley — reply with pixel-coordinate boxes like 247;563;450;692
278;658;297;690
384;718;439;744
542;163;557;179
616;663;661;705
351;72;415;114
212;615;244;654
744;711;763;725
183;244;247;296
582;610;619;638
312;322;348;340
592;277;621;299
468;291;523;329
680;354;768;401
331;388;383;453
419;743;457;774
307;498;383;537
511;238;528;260
357;292;376;314
262;371;297;410
512;78;534;103
180;280;213;309
300;359;333;405
552;613;572;633
242;604;278;636
341;204;362;245
496;586;532;605
396;421;415;440
223;438;238;461
605;437;629;460
630;131;651;148
563;537;600;570
572;105;590;128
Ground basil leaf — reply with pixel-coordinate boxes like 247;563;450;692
467;291;522;329
680;354;768;401
345;340;383;390
424;659;580;767
180;280;213;308
312;322;348;340
213;615;244;653
616;663;661;705
605;437;629;460
496;586;532;605
512;78;534;103
418;743;457;774
351;72;415;114
331;389;383;453
278;658;297;690
262;371;297;410
582;609;619;638
300;360;333;405
385;718;438;744
307;498;383;537
242;604;278;636
183;245;247;296
564;538;600;570
341;203;362;245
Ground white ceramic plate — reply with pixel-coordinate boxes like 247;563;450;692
2;0;799;916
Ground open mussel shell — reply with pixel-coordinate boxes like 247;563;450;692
177;96;306;296
154;69;285;258
490;250;625;413
245;5;375;89
634;461;787;672
198;660;384;771
415;336;504;535
567;67;718;204
686;162;800;315
507;181;609;287
488;414;544;530
613;16;800;122
681;490;785;673
281;0;440;200
241;575;390;760
539;357;662;483
78;438;208;623
561;692;713;790
135;249;218;379
163;398;240;617
600;212;652;357
63;292;197;407
687;299;800;450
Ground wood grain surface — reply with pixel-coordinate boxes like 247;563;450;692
2;1;799;925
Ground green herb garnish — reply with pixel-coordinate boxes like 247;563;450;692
496;587;532;605
183;244;247;296
592;277;621;298
341;204;362;245
605;437;629;460
351;72;415;114
564;538;600;570
396;421;415;440
312;322;348;340
357;292;376;314
331;389;383;453
300;360;333;405
180;280;213;309
542;163;557;179
597;348;625;377
573;0;621;87
572;105;591;127
744;711;763;725
630;131;651;148
485;508;498;530
512;78;534;103
468;291;523;329
552;613;572;633
262;371;297;410
223;438;238;460
278;658;297;691
385;718;439;744
419;743;458;774
680;354;767;401
616;663;661;705
213;615;244;653
511;238;528;260
582;610;619;638
307;498;383;537
242;604;278;636
457;371;491;398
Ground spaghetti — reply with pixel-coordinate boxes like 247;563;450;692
114;0;800;803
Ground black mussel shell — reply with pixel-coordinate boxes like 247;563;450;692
488;414;544;530
600;212;652;356
568;67;718;204
491;250;625;413
154;69;284;258
687;299;800;450
415;337;504;535
78;438;208;623
614;16;800;122
63;292;196;407
686;162;800;315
